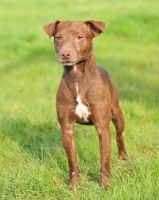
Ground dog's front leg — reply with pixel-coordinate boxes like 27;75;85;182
96;125;111;189
91;105;112;189
61;125;79;187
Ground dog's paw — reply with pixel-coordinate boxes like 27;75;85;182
101;177;111;190
119;152;128;161
68;175;79;188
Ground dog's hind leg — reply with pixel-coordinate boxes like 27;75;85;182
111;102;128;160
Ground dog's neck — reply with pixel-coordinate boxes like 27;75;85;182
62;53;97;99
63;53;96;77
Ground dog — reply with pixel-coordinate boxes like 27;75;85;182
44;20;128;188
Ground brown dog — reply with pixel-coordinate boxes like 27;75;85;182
44;20;128;188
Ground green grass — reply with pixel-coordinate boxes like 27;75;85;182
0;0;159;199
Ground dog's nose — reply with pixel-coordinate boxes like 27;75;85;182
60;50;72;59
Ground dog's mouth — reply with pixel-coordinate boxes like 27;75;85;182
59;59;85;66
58;55;86;66
60;61;79;66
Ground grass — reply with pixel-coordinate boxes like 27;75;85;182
0;0;159;199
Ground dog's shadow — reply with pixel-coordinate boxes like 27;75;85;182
0;116;63;161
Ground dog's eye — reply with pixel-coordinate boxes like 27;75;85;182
77;35;83;40
55;35;61;40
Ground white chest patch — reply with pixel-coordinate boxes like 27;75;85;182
75;84;90;122
75;96;90;122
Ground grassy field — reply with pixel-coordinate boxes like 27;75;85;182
0;0;159;199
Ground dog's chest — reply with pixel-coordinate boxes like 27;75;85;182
74;83;90;122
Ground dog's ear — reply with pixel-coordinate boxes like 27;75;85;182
85;20;106;37
43;20;60;38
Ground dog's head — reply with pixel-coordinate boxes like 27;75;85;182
44;20;106;66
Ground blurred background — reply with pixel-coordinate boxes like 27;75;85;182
0;0;159;199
